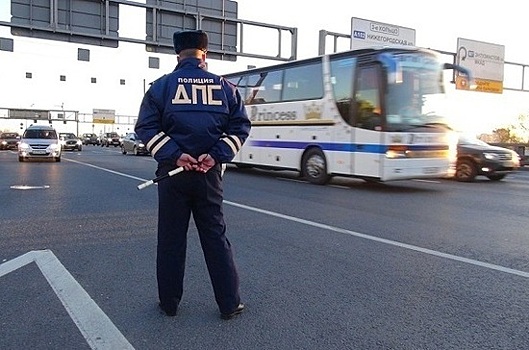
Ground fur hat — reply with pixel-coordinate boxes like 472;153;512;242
173;30;208;54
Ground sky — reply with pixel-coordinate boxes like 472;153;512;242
1;0;528;136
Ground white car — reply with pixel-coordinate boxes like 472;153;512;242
18;125;62;162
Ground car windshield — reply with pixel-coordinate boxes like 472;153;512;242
458;134;489;146
1;133;18;139
24;130;57;139
60;133;77;140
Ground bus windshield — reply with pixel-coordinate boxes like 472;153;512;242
385;52;450;132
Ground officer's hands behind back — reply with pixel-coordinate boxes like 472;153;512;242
177;153;199;171
177;153;215;173
197;153;215;173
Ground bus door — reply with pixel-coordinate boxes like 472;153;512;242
352;64;384;178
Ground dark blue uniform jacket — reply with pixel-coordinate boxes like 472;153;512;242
135;58;251;167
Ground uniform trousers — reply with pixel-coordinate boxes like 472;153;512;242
156;163;241;314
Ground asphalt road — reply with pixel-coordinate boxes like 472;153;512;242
1;146;529;350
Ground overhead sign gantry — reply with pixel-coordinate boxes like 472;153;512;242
4;0;297;62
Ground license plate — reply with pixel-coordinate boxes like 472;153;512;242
33;150;47;154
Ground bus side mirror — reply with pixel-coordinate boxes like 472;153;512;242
443;63;476;90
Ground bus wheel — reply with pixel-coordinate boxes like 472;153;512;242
302;148;329;185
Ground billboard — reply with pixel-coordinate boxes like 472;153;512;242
145;0;238;61
93;109;115;124
456;38;505;94
350;17;415;50
10;0;119;47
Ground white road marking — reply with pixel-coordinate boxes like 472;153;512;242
10;185;51;190
63;158;148;182
0;250;134;350
412;179;441;183
225;201;529;279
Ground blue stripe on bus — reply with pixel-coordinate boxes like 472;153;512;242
249;140;448;153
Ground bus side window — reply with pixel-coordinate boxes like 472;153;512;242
354;66;382;130
330;57;355;126
282;61;323;101
243;71;283;105
227;75;247;102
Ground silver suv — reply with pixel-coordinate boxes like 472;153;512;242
18;125;62;162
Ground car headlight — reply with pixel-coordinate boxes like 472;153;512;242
483;152;499;160
49;144;60;150
77;140;82;145
139;143;145;147
1;141;6;146
510;150;521;166
18;142;30;150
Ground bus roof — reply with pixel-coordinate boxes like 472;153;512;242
222;46;438;77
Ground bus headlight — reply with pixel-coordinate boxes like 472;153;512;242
386;145;408;159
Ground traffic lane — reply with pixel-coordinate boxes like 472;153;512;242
226;207;529;349
0;150;157;222
2;201;529;349
75;143;157;178
0;147;159;260
222;166;529;272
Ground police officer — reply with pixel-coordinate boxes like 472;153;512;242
135;30;251;320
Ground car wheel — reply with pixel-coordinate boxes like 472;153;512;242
78;146;82;151
55;156;61;162
301;148;330;185
122;146;127;155
487;174;506;181
133;146;139;156
18;156;24;162
455;159;477;182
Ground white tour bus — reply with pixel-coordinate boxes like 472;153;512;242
224;47;469;184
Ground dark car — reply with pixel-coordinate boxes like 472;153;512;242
59;132;83;151
100;132;121;147
121;132;150;156
0;132;20;150
81;133;99;145
454;134;520;182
